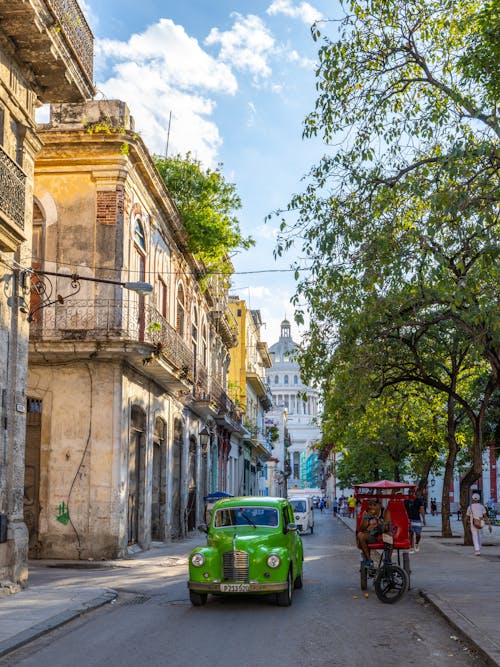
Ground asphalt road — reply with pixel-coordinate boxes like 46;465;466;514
0;512;486;667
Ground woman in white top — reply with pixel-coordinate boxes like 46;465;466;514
466;493;492;556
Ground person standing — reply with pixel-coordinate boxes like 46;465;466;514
348;495;356;518
405;491;426;552
466;492;492;556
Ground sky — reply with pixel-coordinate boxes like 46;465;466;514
73;0;337;345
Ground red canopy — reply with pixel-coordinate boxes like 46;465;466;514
353;480;417;499
353;480;416;490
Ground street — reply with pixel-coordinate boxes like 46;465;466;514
0;512;486;667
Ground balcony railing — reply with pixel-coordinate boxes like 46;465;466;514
0;145;26;231
48;0;94;86
30;298;194;373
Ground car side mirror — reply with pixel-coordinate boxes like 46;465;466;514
197;523;208;533
286;523;297;532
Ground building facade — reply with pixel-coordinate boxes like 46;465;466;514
228;298;273;495
0;0;94;587
266;319;322;491
25;99;243;560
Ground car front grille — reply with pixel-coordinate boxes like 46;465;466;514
222;550;249;581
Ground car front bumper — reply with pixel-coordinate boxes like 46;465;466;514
188;580;288;593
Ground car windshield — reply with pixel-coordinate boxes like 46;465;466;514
290;500;306;512
213;507;279;528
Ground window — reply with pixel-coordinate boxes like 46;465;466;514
201;324;208;366
176;284;185;336
134;219;146;251
157;277;167;318
294;375;298;385
274;375;279;385
284;375;289;385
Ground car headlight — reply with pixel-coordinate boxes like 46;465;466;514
267;554;281;569
191;552;205;567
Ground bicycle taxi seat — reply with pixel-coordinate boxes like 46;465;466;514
356;498;411;550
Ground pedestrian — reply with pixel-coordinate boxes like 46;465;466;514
347;494;356;518
319;498;325;513
466;492;492;556
404;491;426;552
430;498;437;516
332;498;338;516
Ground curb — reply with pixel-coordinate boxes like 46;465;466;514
420;589;500;667
0;589;117;658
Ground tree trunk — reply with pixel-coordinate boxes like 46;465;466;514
441;395;458;538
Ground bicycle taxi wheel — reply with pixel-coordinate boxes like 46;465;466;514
374;564;409;603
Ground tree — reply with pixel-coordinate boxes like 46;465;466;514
273;0;499;382
154;153;254;279
270;0;499;540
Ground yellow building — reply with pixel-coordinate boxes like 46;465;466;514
228;297;273;494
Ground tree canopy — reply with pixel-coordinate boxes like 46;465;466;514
155;153;254;279
271;0;499;538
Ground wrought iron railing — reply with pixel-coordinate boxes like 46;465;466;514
47;0;94;85
30;298;194;374
0;145;26;231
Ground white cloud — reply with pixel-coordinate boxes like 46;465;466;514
94;19;237;164
266;0;324;24
255;223;278;240
205;14;275;80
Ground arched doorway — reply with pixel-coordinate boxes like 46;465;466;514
129;406;146;546
151;417;166;541
171;418;183;538
187;436;197;531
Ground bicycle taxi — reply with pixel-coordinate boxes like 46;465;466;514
353;479;416;603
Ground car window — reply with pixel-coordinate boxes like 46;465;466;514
290;500;306;512
213;507;279;527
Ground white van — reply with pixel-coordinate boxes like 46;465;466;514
289;496;314;534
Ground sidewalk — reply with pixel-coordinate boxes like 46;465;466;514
337;512;500;666
1;517;499;665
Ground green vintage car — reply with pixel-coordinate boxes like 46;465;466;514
188;496;304;607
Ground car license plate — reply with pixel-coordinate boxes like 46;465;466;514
220;583;250;592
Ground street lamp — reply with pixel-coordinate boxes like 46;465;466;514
21;269;153;322
199;426;210;455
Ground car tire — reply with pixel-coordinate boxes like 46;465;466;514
294;570;303;589
189;591;208;606
276;569;293;606
310;524;314;534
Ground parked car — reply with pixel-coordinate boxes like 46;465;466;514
289;496;314;534
188;496;304;607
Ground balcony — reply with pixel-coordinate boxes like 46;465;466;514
0;0;95;102
0;146;26;250
29;299;195;391
208;308;238;348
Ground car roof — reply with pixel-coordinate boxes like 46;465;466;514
212;496;289;510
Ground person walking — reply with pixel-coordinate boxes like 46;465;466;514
466;492;492;556
404;490;426;552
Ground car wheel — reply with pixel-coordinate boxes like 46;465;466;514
294;567;303;589
276;569;293;606
310;523;314;534
189;591;208;606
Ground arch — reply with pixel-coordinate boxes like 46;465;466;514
171;417;184;538
128;405;147;546
151;417;167;541
187;435;197;531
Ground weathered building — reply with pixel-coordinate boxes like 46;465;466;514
228;297;273;495
26;100;241;560
0;0;94;587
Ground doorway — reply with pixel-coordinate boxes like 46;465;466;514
24;398;42;557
